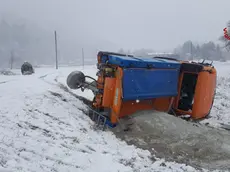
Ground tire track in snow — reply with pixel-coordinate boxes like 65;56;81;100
39;72;92;107
0;79;17;85
38;73;56;79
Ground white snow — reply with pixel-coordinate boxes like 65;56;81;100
0;62;229;172
200;61;230;129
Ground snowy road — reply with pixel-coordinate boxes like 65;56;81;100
0;66;205;172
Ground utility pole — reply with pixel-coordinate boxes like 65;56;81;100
10;50;14;69
54;31;58;69
82;48;84;69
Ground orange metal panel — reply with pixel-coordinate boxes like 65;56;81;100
97;75;104;89
118;97;173;118
102;77;116;107
119;100;155;118
111;67;123;123
192;68;216;119
153;97;173;112
117;97;173;119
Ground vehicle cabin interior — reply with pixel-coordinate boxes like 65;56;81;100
176;62;204;112
178;72;198;111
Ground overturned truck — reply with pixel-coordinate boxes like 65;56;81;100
66;51;216;128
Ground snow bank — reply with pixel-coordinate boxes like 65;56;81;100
0;69;17;76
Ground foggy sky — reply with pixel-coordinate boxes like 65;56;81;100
0;0;230;52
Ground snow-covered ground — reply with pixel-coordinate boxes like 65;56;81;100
0;61;229;172
200;61;230;128
0;66;205;172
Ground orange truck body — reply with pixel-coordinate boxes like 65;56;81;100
92;52;216;126
67;52;217;128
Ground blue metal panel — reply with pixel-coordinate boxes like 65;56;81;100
122;68;179;101
100;54;181;69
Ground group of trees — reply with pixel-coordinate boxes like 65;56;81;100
175;21;230;61
118;20;230;61
118;35;230;61
173;41;224;61
118;41;225;61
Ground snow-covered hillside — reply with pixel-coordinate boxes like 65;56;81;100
0;66;201;172
0;61;229;172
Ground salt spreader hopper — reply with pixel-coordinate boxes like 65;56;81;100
67;51;216;128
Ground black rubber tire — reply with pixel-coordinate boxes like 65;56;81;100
66;71;85;89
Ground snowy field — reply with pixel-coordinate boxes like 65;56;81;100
200;61;230;129
0;61;229;172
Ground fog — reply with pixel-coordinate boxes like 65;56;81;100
0;0;230;66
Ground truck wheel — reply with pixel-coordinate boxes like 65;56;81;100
67;71;85;89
